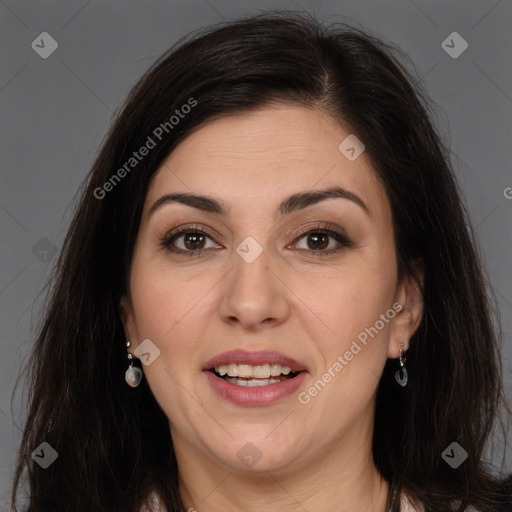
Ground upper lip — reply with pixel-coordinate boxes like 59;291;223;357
203;349;308;373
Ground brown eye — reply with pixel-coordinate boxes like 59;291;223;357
291;224;352;257
182;232;207;250
160;226;221;255
305;232;330;250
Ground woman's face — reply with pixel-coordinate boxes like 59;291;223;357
121;104;422;474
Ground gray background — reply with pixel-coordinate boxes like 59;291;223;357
1;0;511;508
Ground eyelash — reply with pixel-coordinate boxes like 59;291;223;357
159;222;352;258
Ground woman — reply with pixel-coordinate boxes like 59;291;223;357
11;11;511;512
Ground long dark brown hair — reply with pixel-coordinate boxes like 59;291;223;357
11;11;511;512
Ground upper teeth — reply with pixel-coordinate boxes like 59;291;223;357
215;363;292;378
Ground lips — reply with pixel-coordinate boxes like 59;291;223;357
202;349;308;406
204;368;307;406
203;349;308;373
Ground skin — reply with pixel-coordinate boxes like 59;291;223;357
121;104;424;512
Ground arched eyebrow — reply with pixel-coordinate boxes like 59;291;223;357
148;186;371;220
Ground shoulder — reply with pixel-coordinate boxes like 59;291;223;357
498;475;512;511
400;493;424;512
140;490;168;512
401;491;511;512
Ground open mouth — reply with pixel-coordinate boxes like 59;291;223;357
209;363;301;387
204;358;308;405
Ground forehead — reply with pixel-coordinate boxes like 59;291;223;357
144;105;389;221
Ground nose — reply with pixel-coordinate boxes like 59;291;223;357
218;241;291;331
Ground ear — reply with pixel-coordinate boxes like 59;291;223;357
120;295;139;355
387;259;424;358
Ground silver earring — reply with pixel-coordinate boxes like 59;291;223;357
394;342;408;387
125;341;143;387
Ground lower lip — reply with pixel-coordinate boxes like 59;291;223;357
204;370;307;406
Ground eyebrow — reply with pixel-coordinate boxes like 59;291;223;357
148;186;371;220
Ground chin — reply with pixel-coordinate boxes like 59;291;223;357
205;432;305;473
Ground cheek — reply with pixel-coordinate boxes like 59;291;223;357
129;249;203;337
294;274;396;417
127;260;205;407
127;257;184;370
127;253;221;385
299;248;397;363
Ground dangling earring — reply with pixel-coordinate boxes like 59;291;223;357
394;342;408;387
125;341;143;387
